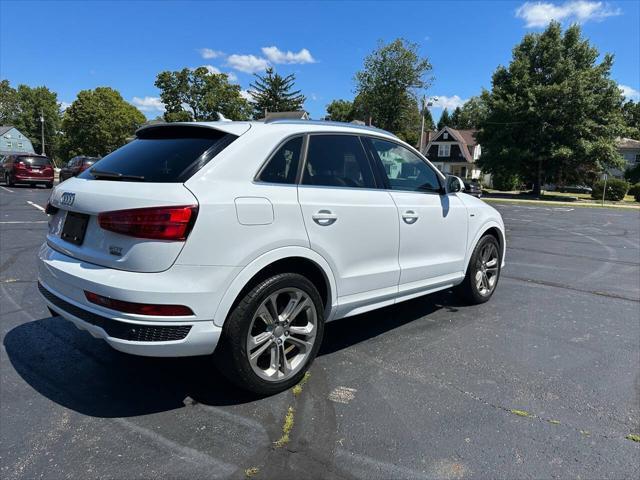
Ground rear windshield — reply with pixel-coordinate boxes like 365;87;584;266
19;156;51;166
79;126;237;182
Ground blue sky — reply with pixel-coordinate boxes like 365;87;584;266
1;0;638;121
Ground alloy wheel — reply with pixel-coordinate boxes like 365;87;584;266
246;288;317;381
475;242;499;296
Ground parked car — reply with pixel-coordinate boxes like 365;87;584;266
59;156;100;182
463;180;482;198
38;120;506;395
1;154;54;188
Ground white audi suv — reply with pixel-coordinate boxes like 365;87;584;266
38;120;505;394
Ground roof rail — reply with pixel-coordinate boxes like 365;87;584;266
264;119;397;138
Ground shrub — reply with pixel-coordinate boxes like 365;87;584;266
591;178;629;201
624;163;640;184
491;171;520;191
629;183;640;202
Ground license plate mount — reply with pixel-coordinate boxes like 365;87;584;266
61;211;89;246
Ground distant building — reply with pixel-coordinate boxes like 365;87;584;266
0;126;36;157
424;127;483;180
616;137;640;175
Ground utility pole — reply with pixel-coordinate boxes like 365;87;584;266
40;109;45;155
419;96;426;152
419;97;437;153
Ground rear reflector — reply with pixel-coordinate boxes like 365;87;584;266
98;205;198;241
84;291;194;316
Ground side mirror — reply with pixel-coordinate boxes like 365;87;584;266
446;175;465;194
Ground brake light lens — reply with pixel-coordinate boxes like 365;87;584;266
85;291;194;316
98;205;198;241
45;202;59;215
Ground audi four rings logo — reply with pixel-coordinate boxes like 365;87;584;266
60;192;75;206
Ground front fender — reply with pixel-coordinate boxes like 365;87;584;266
212;246;338;327
464;220;506;275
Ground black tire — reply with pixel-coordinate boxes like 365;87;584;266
45;182;53;189
5;173;14;187
457;234;501;305
215;273;325;395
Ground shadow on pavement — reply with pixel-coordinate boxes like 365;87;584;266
4;290;462;418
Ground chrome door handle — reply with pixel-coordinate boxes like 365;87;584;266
312;210;337;226
402;210;419;224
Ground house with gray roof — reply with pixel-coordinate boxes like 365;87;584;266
0;126;36;157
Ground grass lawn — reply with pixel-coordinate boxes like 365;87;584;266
483;189;639;207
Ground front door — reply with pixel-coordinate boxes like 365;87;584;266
366;137;468;299
297;134;400;316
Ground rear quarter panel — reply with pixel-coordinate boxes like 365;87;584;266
180;128;310;267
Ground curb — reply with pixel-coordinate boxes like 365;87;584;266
483;197;640;210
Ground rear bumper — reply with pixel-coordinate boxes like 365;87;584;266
37;243;240;357
15;174;53;182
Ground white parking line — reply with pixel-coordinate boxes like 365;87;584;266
0;220;48;224
1;186;14;193
26;201;45;212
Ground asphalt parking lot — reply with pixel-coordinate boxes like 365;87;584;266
1;183;639;480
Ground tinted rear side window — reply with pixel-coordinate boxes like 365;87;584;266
257;136;303;184
302;135;375;188
80;127;237;182
19;156;51;166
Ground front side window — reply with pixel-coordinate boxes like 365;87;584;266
257;136;303;184
370;138;441;193
438;144;451;157
302;135;375;188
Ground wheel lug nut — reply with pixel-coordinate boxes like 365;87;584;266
285;331;289;336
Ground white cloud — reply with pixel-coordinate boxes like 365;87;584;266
515;1;621;27
240;90;254;102
131;96;165;113
261;46;316;64
620;84;640;101
59;101;72;112
201;65;221;74
198;48;224;59
430;95;468;110
226;71;238;82
226;54;270;73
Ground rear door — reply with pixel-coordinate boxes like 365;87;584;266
297;134;400;315
366;137;468;297
46;125;242;273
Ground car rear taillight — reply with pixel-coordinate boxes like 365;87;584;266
45;202;59;215
84;291;194;316
98;205;198;241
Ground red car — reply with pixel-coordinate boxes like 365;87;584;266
1;154;54;188
59;156;100;182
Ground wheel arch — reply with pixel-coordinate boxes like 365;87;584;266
464;221;506;275
213;247;338;328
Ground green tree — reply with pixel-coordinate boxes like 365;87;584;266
61;87;145;158
456;95;488;129
449;106;462;128
326;99;354;122
0;80;20;125
422;105;435;131
250;67;305;118
437;108;451;130
477;22;625;194
155;67;251;122
0;80;62;160
622;100;640;138
355;38;432;136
